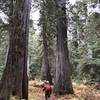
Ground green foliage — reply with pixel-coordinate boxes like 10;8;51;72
81;58;100;65
69;0;100;84
28;31;41;80
92;38;100;58
29;62;40;80
72;58;100;84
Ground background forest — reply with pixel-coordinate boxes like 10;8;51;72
30;0;100;84
0;0;100;100
15;0;100;84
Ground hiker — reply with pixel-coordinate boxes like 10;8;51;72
43;81;52;100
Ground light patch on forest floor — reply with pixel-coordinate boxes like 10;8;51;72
29;80;100;100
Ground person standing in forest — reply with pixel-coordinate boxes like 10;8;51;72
43;81;52;100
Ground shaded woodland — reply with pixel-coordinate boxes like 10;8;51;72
0;0;100;100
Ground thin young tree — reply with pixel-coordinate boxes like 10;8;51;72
54;0;74;95
0;0;31;99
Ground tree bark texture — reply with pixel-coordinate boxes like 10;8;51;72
41;31;52;84
0;0;31;100
40;8;52;84
54;0;74;95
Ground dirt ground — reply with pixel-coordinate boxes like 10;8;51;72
29;80;100;100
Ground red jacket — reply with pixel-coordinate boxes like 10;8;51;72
43;84;52;93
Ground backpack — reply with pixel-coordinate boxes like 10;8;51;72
45;84;51;92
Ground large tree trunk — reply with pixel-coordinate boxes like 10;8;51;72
54;0;74;95
0;0;31;99
41;30;52;84
40;2;52;84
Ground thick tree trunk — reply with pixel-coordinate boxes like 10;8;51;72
41;31;52;84
0;0;31;100
22;0;31;99
54;0;74;95
40;5;52;84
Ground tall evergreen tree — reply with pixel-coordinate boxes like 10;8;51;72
40;0;53;84
0;0;31;99
54;0;74;95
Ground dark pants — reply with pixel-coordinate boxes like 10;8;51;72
45;92;51;100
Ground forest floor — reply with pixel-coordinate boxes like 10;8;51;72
29;80;100;100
